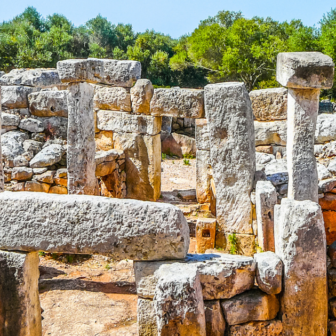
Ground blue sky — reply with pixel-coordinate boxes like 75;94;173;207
0;0;335;38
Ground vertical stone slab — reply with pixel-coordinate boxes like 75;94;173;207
0;87;4;192
196;150;211;204
0;251;41;336
275;198;327;336
137;298;157;336
67;82;98;195
204;300;226;336
204;82;256;234
256;181;277;252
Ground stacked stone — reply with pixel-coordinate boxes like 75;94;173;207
135;251;283;336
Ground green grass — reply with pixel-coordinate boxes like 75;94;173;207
228;233;238;255
183;153;195;159
183;159;190;166
162;153;167;160
38;251;45;257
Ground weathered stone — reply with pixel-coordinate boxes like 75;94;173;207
97;110;161;135
196;150;211;204
319;178;336;193
205;82;255;234
256;152;275;166
29;144;65;168
256;181;277;252
320;193;336;211
67;82;98;195
25;180;50;193
330;321;336;336
221;289;279;326
195;119;210;150
256;146;274;154
23;140;43;154
1;86;34;109
154;263;206;336
13;151;34;167
229;320;283;336
0;90;3;192
214;233;256;257
19;117;44;133
328;240;336;268
95;131;114;151
322;210;336;245
318;163;332;180
328;267;336;297
315;114;336;144
204;300;226;336
274;198;327;336
55;168;67;178
54;177;67;187
254;252;282;295
196;218;216;253
276;52;334;89
28;90;68;117
137;298;157;336
32;170;55;184
114;132;161;201
95;149;122;165
38;116;68;140
131;79;154;114
57;58;141;87
151;88;204;118
0;251;41;335
0;192;189;259
1;112;20;126
11;167;33;181
49;185;68;194
96;160;117;177
254;120;287;146
250;88;288;121
93;86;132;112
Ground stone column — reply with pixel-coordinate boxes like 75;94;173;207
0;87;3;192
67;82;98;195
276;52;334;202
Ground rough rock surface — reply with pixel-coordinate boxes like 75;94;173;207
265;159;288;186
67;82;98;195
19;117;44;133
204;82;255;234
315;114;336;143
196;150;211;204
317;162;332;180
254;252;282;295
137;298;157;336
29;144;64;168
249;88;288;121
195;119;210;150
93;86;132;112
221;289;279;326
274;198;327;336
1;131;29;163
57;58;141;87
130;79;154;114
0;91;3;191
254;120;287;146
1;86;34;109
2;112;20;126
151;88;204;118
229;320;283;336
204;300;226;336
0;192;189;260
11;167;33;181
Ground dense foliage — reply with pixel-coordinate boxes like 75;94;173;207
1;7;336;95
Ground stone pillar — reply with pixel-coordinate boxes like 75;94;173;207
204;82;255;234
256;181;277;252
0;87;3;192
0;251;42;335
275;198;327;336
67;82;98;195
276;52;334;202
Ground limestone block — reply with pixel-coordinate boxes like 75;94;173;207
0;68;60;87
318;162;332;180
256;181;277;252
28;90;68;117
25;180;50;193
204;300;226;336
151;88;204;118
276;52;334;89
67;82;98;195
250;88;288;121
137;298;157;336
131;79;154;114
221;289;279;326
2;112;20;126
49;185;67;194
30;144;65;168
114;132;161;201
204;82;255;234
0;251;41;335
95;149;123;165
254;120;287;146
33;170;55;184
254;252;282;295
154;263;206;336
274;198;327;336
19;118;44;133
161;132;196;158
322;210;336;245
256;152;275;166
54;177;67;187
11;167;33;181
93;86;132;112
4;181;25;191
196;150;211;204
95;131;114;151
315;114;336;144
134;253;255;300
0;192;189;260
229;320;283;336
97;110;161;135
1;131;29;166
57;58;141;87
1;86;34;109
38;116;68;140
23;140;43;155
195;119;210;150
196;218;216;253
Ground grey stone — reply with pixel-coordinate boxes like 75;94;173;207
254;120;287;146
249;88;288;121
195;119;210;150
28;90;68;117
264;160;288;186
19;118;44;133
137;298;157;336
0;251;41;335
13;151;34;167
1;131;29;163
0;71;4;78
29;144;65;168
1;86;34;109
67;82;98;195
329;159;336;174
205;82;255;234
154;263;206;336
274;198;327;336
151;88;204;118
279;183;288;195
256;152;275;165
256;181;277;252
131;79;154;114
1;112;20;127
37;116;68;140
254;252;282;295
23;140;43;154
317;162;332;180
315;144;324;156
95;149;123;165
319;99;334;113
276;52;334;89
204;300;226;336
196;150;211;204
0;192;189;259
57;58;141;87
315;114;336;144
161;116;172;134
55;168;67;178
33;168;47;174
97;110;161;135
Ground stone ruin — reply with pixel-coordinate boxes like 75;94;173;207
0;51;335;335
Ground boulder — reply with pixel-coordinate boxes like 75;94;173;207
25;180;50;193
264;159;288;186
131;79;154;114
0;192;189;260
33;170;55;184
162;132;196;158
93;86;132;112
1;131;29;163
1;112;20;126
254;120;287;146
38;116;68;140
318;178;336;193
249;88;288;121
318;162;332;180
95;149;123;166
95;131;114;151
57;58;141;87
204;300;226;336
256;152;275;166
29;144;64;168
11;167;33;181
49;185;67;194
315;114;336;144
196;150;211;204
329;159;336;174
195;119;210;150
23;139;43;154
229;320;283;336
330;321;336;336
137;298;157;336
151;88;204;118
19;118;44;133
55;168;67;178
1;86;34;109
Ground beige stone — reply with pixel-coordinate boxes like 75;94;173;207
330;321;336;336
54;177;67;187
33;170;55;184
131;79;154;114
95;160;117;177
49;185;68;194
215;233;256;257
229;320;283;336
196;218;216;253
11;167;33;181
137;298;157;336
25;180;51;193
100;170;124;198
254;120;287;146
204;300;226;336
95;131;114;151
196;150;211;204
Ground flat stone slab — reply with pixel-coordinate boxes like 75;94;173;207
0;192;189;260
